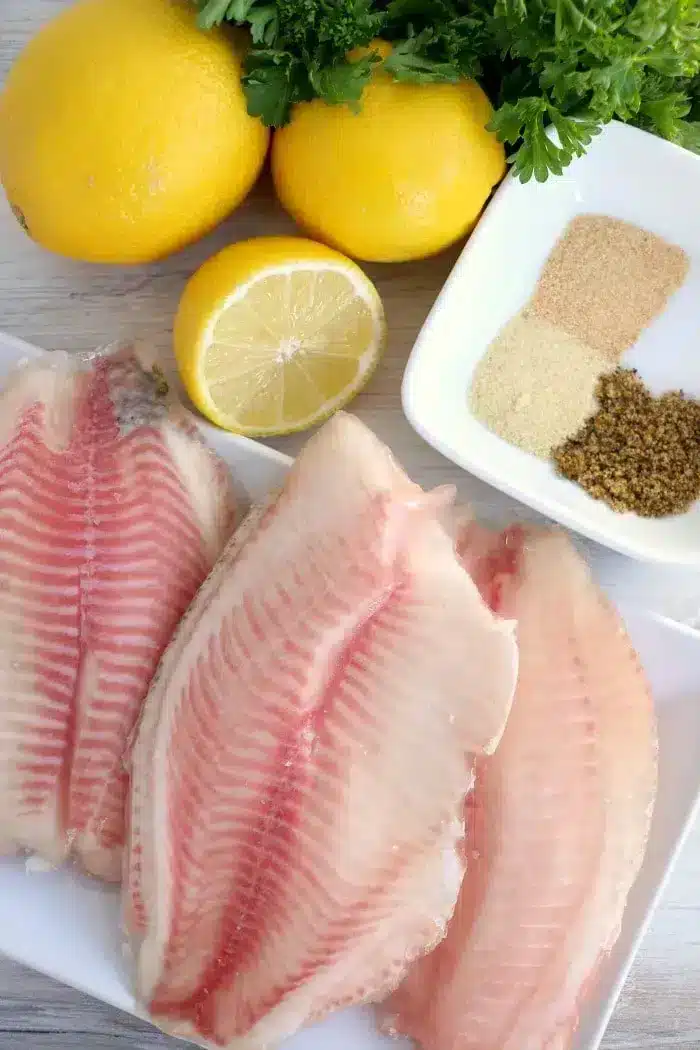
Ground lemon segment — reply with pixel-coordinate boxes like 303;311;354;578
174;237;386;436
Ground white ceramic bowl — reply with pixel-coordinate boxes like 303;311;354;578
402;120;700;565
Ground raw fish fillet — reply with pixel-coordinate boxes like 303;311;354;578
382;524;658;1050
0;345;234;879
127;413;518;1050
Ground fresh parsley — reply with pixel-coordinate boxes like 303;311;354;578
194;0;700;180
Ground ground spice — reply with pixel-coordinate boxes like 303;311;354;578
531;215;689;360
469;311;611;459
553;368;700;517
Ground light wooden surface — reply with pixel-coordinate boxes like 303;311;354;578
1;3;700;1048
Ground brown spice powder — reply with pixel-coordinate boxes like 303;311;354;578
553;368;700;517
531;215;689;360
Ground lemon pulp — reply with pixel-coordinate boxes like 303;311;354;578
174;238;385;436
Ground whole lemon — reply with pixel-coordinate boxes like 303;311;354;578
271;42;506;263
0;0;269;264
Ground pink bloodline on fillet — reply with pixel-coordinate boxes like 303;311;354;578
1;400;82;834
150;565;409;1040
66;358;216;861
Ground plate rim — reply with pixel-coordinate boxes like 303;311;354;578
401;119;700;567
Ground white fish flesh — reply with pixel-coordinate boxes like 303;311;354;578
0;345;234;879
382;524;658;1050
127;413;518;1050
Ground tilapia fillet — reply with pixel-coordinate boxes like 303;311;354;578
382;525;658;1050
127;413;518;1050
0;345;234;879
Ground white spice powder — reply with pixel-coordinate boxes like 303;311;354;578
469;311;611;459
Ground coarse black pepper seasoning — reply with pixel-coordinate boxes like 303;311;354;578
553;368;700;518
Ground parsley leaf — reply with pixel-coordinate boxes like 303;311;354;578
676;120;700;152
243;50;306;125
196;0;238;29
489;97;600;181
309;51;381;104
383;30;461;82
194;0;700;180
246;5;279;45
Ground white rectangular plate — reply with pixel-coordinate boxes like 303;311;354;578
0;331;698;1050
402;121;700;566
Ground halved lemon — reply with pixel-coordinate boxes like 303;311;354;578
174;236;386;435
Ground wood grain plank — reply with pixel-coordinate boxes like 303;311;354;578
1;2;699;1047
